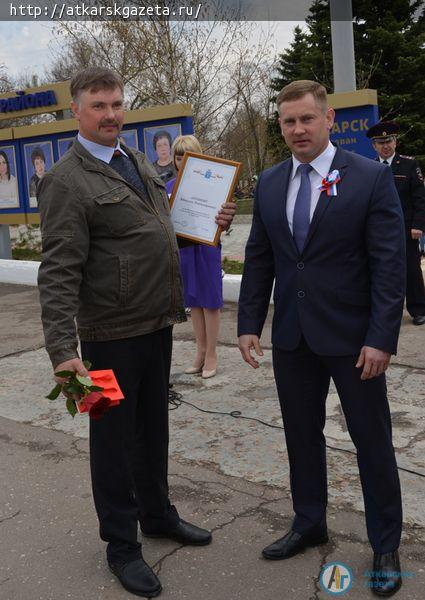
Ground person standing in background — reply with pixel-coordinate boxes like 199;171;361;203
367;121;425;326
167;135;223;379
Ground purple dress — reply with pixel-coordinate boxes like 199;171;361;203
166;177;223;309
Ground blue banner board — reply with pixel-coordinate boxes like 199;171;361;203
331;104;380;159
0;114;193;220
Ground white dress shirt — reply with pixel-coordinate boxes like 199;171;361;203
286;141;337;233
77;133;127;163
379;153;395;166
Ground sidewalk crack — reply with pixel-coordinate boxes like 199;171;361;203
0;509;21;524
152;544;184;575
309;539;337;600
169;472;281;501
210;499;278;533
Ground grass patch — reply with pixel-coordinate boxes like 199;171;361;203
12;247;42;261
222;257;244;274
235;197;253;214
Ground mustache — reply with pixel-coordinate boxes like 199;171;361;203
99;120;120;128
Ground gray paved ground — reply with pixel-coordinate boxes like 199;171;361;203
1;264;425;599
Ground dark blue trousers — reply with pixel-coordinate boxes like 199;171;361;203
81;326;179;564
272;338;402;553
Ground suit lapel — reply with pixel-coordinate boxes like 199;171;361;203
302;147;348;254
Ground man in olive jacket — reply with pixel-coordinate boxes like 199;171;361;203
37;67;235;598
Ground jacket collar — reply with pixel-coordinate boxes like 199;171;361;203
76;133;128;163
70;139;163;217
71;138;151;183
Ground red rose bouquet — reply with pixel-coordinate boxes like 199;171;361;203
46;360;113;420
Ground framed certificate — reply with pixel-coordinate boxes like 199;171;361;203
169;152;241;246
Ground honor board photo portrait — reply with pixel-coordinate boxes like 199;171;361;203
24;141;54;208
0;146;19;209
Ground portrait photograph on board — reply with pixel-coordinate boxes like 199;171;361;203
144;123;182;183
24;141;54;208
119;129;138;150
0;145;19;209
57;136;76;158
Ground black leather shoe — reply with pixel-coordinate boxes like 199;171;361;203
108;558;162;597
142;518;212;546
370;551;402;597
412;315;425;325
262;529;328;560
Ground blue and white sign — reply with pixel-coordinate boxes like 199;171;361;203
331;104;380;159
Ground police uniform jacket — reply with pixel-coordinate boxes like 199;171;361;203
389;153;425;232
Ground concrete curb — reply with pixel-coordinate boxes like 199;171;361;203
0;258;39;286
0;259;244;302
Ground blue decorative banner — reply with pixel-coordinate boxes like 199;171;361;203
331;104;380;159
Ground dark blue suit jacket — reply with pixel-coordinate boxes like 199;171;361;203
237;147;406;355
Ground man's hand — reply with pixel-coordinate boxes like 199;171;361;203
238;334;263;369
355;346;391;380
54;358;89;384
215;201;237;231
411;228;423;240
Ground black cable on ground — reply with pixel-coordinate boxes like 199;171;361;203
168;386;425;479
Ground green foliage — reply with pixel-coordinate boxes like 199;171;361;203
235;198;254;214
268;0;425;159
222;257;244;275
46;384;62;400
12;225;42;261
11;248;42;261
45;360;104;418
66;397;78;418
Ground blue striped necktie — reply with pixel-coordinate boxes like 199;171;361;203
293;163;313;253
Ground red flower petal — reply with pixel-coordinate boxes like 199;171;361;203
83;392;112;420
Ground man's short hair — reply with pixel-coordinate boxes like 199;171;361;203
31;147;46;165
70;67;124;103
276;80;328;113
153;130;172;150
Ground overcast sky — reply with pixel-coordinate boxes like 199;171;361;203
0;21;303;82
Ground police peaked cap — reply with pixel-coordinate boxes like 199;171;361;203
366;121;400;140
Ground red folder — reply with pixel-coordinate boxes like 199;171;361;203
76;370;124;414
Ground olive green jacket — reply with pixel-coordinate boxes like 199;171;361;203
37;140;185;368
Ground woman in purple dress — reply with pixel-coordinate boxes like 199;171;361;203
167;135;223;379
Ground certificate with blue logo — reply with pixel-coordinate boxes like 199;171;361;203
169;152;241;246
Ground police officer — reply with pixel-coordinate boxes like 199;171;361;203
367;121;425;325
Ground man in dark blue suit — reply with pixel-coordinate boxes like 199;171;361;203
238;81;406;597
